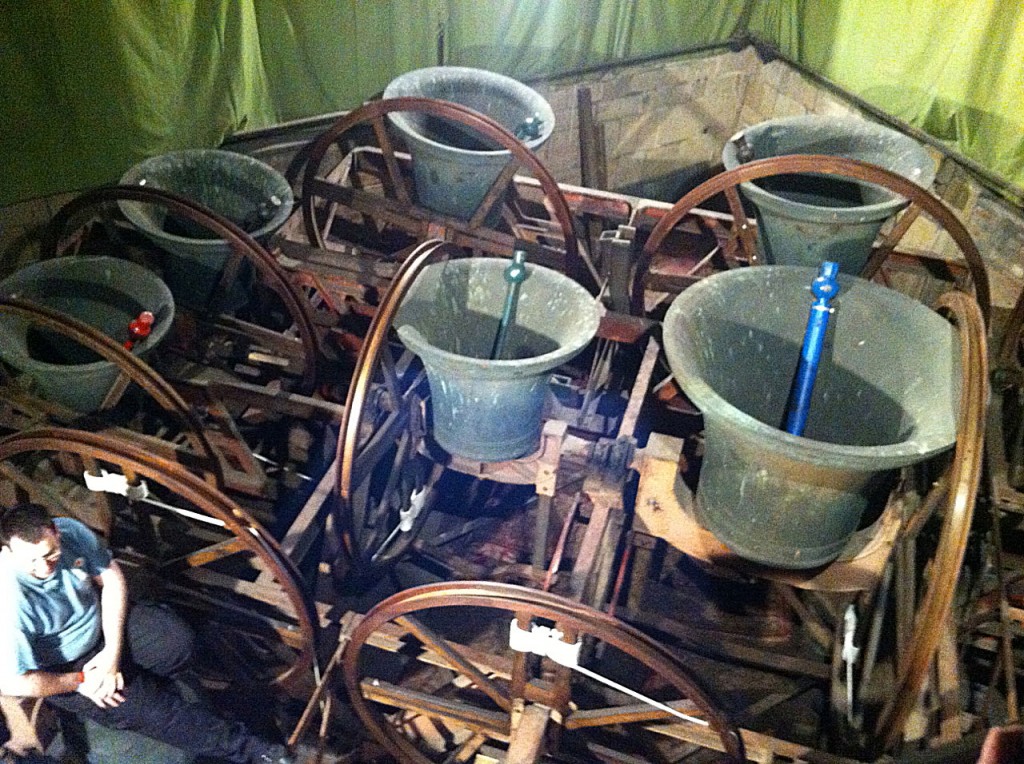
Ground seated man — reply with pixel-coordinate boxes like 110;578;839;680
0;503;295;764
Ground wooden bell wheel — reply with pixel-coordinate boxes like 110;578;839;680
298;96;595;289
40;185;321;395
826;290;987;753
342;580;745;763
635;155;991;324
335;240;463;575
0;427;318;688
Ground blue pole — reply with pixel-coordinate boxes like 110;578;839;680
783;262;840;436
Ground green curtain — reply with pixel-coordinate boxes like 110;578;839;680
0;0;440;206
747;0;1024;201
2;1;1022;206
447;0;745;79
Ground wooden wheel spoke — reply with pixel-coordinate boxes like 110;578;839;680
395;614;513;712
350;405;411;490
722;186;757;265
861;202;923;279
360;678;511;738
564;699;704;730
371;114;413;207
344;583;745;763
468;160;520;230
377;342;403;403
363;431;413;538
320;198;342;242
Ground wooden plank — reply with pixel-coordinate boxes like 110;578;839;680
507;704;551;764
565;699;703;730
396;615;512;712
935;613;962;744
577;86;607;191
279;456;338;562
619;336;659;439
360;679;510;741
570;484;614;598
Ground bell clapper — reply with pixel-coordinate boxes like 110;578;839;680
782;261;840;436
489;250;529;360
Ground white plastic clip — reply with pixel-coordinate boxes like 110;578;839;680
509;619;582;668
83;470;149;501
508;618;709;727
842;605;859;665
842;604;859;725
399;486;429;533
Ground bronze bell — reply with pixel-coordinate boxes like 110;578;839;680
662;266;959;568
396;257;599;462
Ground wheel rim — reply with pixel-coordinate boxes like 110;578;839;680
335;240;462;574
42;185;320;395
299;96;592;289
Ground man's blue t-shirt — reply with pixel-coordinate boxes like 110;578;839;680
0;517;112;675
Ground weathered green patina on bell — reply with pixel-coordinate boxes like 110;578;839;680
662;266;959;569
119;148;293;310
396;258;599;462
383;67;554;221
0;256;175;413
722;116;936;274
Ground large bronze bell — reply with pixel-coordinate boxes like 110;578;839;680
383;66;554;220
662;266;959;568
396;257;599;462
722;115;936;274
0;256;175;413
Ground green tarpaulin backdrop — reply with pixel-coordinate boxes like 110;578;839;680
2;1;1021;206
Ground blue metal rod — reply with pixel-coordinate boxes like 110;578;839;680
490;250;529;360
783;262;840;436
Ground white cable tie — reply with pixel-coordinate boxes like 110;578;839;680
83;470;149;501
399;486;428;533
842;604;860;664
508;619;708;728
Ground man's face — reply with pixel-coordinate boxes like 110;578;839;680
6;528;62;579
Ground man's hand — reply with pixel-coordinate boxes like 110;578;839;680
79;650;124;708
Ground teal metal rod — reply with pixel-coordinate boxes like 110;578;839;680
490;250;528;360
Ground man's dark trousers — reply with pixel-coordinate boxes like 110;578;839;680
45;603;266;763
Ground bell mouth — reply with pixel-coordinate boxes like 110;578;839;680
722;115;936;222
395;258;600;379
118;148;294;248
662;266;959;470
383;66;555;156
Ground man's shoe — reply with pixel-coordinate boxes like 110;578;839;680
253;743;295;764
